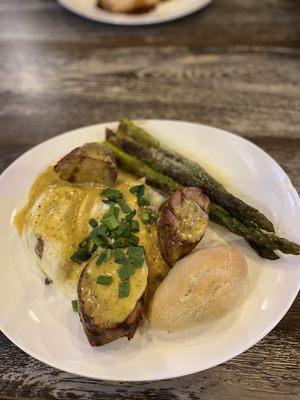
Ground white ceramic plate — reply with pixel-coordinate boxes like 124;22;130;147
0;121;299;381
57;0;212;25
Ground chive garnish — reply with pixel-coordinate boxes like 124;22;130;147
91;243;98;253
96;251;107;266
89;218;98;228
118;198;131;214
127;246;144;259
101;188;123;201
72;300;78;312
79;239;88;248
71;248;91;264
103;215;119;230
88;224;107;239
130;185;145;196
125;210;136;222
128;235;139;246
90;236;104;248
131;220;140;233
97;275;112;285
119;280;130;298
132;257;144;268
137;195;150;206
141;208;156;225
115;248;126;263
117;263;135;281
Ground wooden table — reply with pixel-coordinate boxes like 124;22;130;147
0;1;299;399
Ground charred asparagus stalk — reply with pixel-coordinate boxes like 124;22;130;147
108;128;275;233
106;142;296;260
119;118;225;190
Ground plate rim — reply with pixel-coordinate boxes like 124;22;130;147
0;120;299;381
57;0;212;26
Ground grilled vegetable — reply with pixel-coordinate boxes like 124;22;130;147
157;188;210;265
78;255;147;346
54;142;118;185
106;141;300;259
108;125;274;232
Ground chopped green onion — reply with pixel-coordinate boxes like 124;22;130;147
72;300;78;312
91;243;98;253
113;238;125;248
114;206;120;219
115;221;129;237
119;280;130;298
88;224;108;239
137;195;150;206
96;251;107;266
89;218;98;228
90;236;104;248
101;188;123;201
102;199;111;204
118;198;131;214
132;257;144;268
71;248;91;264
79;239;88;248
131;220;140;233
97;275;112;285
125;210;136;222
128;235;139;246
117;263;135;281
130;185;145;196
115;248;126;263
127;246;144;259
141;211;150;222
103;215;119;231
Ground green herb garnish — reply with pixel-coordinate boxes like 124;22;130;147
131;220;140;233
115;248;126;263
71;248;91;264
125;210;136;222
71;300;78;312
117;198;131;214
101;188;123;201
137;195;150;206
119;280;130;298
117;263;135;281
88;224;108;239
127;246;144;259
141;209;156;225
102;215;119;231
128;235;139;246
97;274;113;285
96;251;108;266
89;218;98;228
130;185;145;196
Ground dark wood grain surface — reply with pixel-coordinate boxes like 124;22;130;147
0;0;299;399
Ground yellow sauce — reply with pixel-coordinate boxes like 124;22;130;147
14;165;170;320
80;258;148;326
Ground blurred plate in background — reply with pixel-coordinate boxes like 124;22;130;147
57;0;212;25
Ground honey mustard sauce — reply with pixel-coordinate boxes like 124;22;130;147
14;166;170;314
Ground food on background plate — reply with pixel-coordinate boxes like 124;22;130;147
14;119;300;347
148;245;249;332
97;0;160;13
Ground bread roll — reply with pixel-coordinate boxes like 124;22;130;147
148;245;248;332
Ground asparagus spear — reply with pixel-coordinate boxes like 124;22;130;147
105;141;282;260
119;118;225;190
108;129;275;232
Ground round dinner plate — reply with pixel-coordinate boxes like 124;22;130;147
0;121;299;381
57;0;212;25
